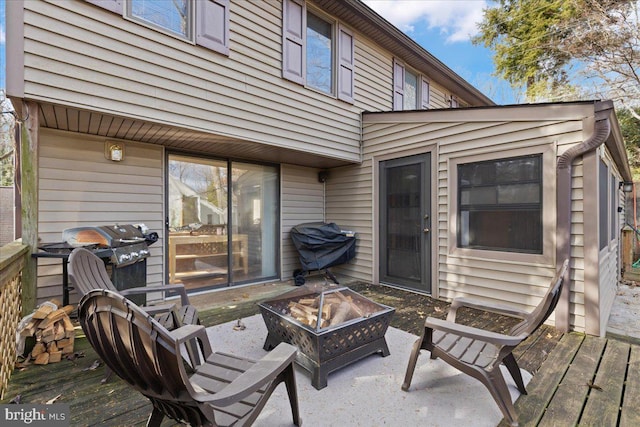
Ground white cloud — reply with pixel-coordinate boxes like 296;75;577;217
363;0;487;43
0;23;5;44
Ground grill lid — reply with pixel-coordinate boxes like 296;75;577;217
63;224;145;248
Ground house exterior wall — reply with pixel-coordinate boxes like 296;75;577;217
36;129;164;305
359;105;628;333
15;0;360;162
281;164;325;278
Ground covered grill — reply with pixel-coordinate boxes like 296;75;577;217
290;222;356;285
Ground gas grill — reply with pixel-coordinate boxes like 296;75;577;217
36;224;158;306
62;224;152;267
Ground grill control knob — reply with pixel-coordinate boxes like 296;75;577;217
130;251;139;258
140;249;149;256
119;253;131;263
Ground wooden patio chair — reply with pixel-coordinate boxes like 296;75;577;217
68;247;201;380
402;259;569;427
79;288;302;427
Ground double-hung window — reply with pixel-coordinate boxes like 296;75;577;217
457;154;543;254
87;0;229;55
282;0;355;103
129;0;191;39
393;59;430;111
306;12;333;94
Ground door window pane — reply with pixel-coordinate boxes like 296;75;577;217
458;154;542;253
307;12;333;94
232;162;279;281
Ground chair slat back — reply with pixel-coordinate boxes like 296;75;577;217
79;289;190;401
511;259;569;336
69;248;117;295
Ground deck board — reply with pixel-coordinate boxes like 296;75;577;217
580;339;629;425
538;336;607;426
505;332;584;427
620;344;640;427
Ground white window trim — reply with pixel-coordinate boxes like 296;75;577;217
448;143;556;266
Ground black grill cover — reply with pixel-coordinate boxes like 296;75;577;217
290;222;356;272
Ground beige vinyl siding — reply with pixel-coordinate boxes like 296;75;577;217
353;37;393;112
360;111;596;332
36;130;164;305
281;165;325;278
325;164;374;281
593;147;624;335
21;1;361;162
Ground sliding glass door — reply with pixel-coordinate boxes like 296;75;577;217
167;154;278;291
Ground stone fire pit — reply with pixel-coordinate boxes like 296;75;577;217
258;284;395;389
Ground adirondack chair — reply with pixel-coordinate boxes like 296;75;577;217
79;288;302;427
69;247;200;329
402;259;569;427
68;247;201;381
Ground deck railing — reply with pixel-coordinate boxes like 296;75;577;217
0;240;29;400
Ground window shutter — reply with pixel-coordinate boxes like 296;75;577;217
85;0;122;14
337;25;354;103
282;0;305;84
393;59;405;110
196;0;230;55
420;76;430;109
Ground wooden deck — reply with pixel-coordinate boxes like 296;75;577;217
3;279;638;426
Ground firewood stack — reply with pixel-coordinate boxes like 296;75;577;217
20;300;76;365
287;291;368;329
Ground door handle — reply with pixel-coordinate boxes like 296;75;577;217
423;228;430;233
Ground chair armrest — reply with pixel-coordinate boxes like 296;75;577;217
120;284;190;306
195;343;297;407
143;303;176;316
169;324;212;363
447;297;530;322
425;317;526;347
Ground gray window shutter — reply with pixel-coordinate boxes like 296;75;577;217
196;0;230;55
337;25;354;103
86;0;122;14
282;0;305;84
393;59;405;111
420;76;430;109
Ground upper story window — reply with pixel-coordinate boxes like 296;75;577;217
129;0;191;39
86;0;229;55
306;11;333;94
282;0;354;103
393;59;429;111
457;154;542;254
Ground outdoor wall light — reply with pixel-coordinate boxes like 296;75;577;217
105;142;125;162
619;181;634;193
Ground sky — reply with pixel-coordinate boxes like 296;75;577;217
0;0;518;104
362;0;520;104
